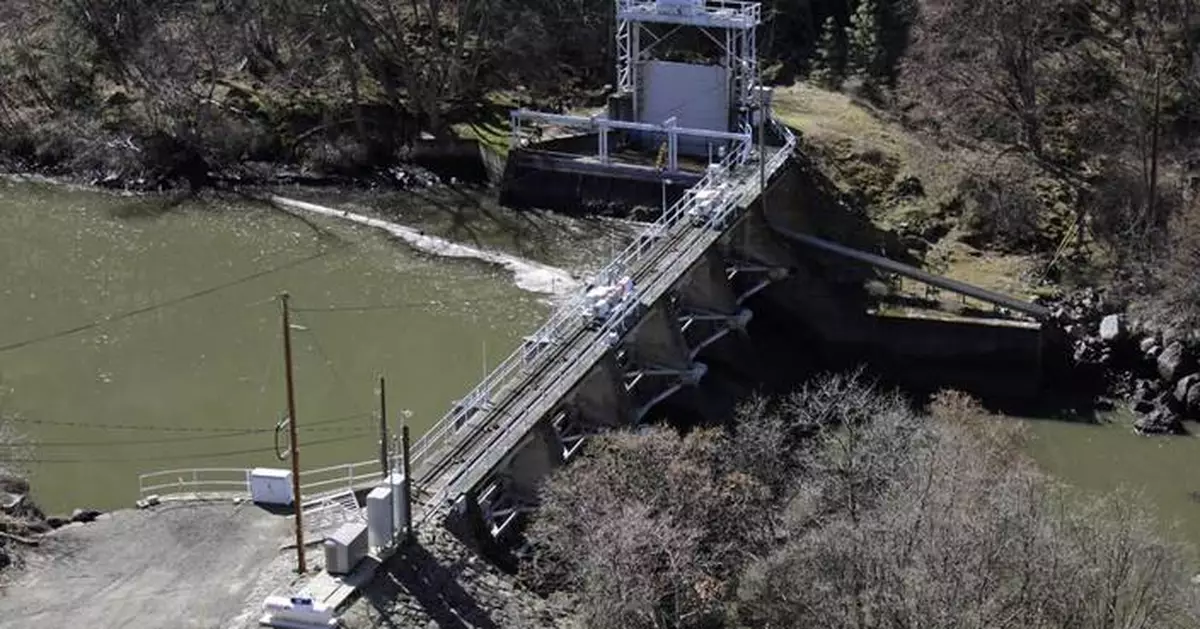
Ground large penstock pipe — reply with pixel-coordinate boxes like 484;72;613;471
773;227;1052;321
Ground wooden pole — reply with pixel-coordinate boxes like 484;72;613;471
400;422;413;544
378;376;389;479
281;292;306;574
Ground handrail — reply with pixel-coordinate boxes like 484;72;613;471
404;136;755;476
137;468;252;500
421;116;797;516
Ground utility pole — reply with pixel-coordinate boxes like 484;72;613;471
378;376;389;479
400;421;413;544
758;87;767;216
280;292;306;574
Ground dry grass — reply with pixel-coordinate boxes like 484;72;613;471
773;83;1046;298
772;84;966;213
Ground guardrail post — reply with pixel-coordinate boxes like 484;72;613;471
665;117;679;172
599;119;610;164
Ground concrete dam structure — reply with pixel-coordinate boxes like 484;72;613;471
442;147;1050;555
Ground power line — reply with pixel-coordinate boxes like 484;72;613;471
1;410;370;433
0;243;348;355
1;432;370;465
292;301;438;313
292;310;370;418
0;423;372;449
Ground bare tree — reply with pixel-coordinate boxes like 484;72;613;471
738;391;1200;629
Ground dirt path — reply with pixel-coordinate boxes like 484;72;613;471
0;501;291;629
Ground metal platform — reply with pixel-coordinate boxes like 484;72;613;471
616;0;761;29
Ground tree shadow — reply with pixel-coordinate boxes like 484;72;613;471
362;541;499;629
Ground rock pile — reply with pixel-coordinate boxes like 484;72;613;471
1046;288;1200;434
342;522;575;629
0;473;107;577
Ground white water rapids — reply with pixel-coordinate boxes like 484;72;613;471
270;195;581;298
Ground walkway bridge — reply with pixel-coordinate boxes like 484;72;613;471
415;117;798;543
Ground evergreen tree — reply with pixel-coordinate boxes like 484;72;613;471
809;16;846;90
847;0;885;90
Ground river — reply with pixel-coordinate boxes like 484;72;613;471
1021;415;1200;561
1;178;1198;566
0;178;626;513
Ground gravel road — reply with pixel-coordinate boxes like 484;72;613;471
0;501;291;629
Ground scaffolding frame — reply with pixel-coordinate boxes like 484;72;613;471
615;0;761;132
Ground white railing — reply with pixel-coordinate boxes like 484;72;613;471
297;459;386;504
617;0;761;27
136;459;385;504
509;109;753;170
137;468;253;501
403;134;758;483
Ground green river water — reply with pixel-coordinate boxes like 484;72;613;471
0;179;559;513
0;178;1197;564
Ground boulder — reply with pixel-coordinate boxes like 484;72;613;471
1133;399;1156;414
0;474;29;496
1139;335;1159;355
1099;314;1124;343
1157;341;1189;382
1134;406;1183;435
70;508;102;524
1188;382;1200;413
1175;373;1200;405
1;491;24;512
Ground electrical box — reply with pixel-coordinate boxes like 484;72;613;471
249;468;293;506
260;594;337;628
323;522;368;576
366;486;394;551
387;472;409;540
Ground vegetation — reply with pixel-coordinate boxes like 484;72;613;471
0;0;614;184
0;395;38;577
524;374;1200;629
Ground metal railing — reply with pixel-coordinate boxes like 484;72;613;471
136;459;385;504
617;0;761;27
297;459;386;504
138;468;252;501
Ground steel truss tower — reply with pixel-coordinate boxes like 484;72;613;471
615;0;762;137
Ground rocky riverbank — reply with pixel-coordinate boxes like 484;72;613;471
0;473;103;579
1048;288;1200;434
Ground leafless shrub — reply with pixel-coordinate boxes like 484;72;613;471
529;379;1200;629
1151;195;1200;328
738;391;1200;629
959;159;1049;251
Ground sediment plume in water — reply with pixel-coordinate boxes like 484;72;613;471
270;196;580;298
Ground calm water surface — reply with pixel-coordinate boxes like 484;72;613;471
0;180;550;512
1020;415;1200;565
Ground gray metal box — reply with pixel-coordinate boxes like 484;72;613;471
323;522;367;575
366;486;394;550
